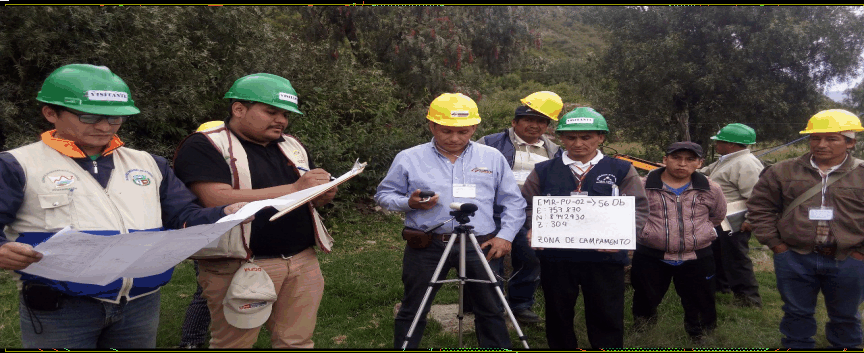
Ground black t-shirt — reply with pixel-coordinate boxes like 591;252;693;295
173;131;317;257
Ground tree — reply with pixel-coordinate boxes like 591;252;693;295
296;6;533;101
846;80;864;116
587;6;864;150
0;6;414;202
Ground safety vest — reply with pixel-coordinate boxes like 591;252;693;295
6;140;167;302
188;125;333;260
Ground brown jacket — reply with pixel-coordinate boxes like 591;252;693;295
639;168;727;261
747;153;864;260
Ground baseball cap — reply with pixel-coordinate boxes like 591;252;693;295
666;141;704;158
222;262;278;329
514;106;550;120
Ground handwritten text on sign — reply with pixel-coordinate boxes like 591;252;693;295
532;196;636;250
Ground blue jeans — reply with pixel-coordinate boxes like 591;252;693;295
494;227;540;310
394;239;510;349
20;291;161;348
774;250;864;348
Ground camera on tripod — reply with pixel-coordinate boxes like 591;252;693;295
400;192;530;349
449;202;478;225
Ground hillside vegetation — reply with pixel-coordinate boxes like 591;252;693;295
1;6;863;207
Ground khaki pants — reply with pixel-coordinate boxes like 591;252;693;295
198;248;324;348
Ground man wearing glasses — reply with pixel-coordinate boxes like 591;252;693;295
0;64;246;348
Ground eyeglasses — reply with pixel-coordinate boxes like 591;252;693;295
63;109;128;125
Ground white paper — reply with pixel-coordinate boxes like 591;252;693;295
20;160;368;285
21;219;245;286
720;200;748;232
809;208;834;221
216;198;294;223
513;171;531;183
122;221;240;278
532;196;636;250
453;184;477;198
269;159;367;221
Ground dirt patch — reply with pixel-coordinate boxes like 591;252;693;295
751;246;774;273
429;304;476;333
332;335;347;344
394;303;521;334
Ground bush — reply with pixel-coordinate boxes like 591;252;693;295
475;80;590;139
0;7;429;213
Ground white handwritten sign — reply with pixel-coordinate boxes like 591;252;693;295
532;196;636;250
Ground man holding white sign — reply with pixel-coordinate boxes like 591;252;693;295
522;107;648;349
632;141;726;342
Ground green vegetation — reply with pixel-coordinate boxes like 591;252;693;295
2;6;862;198
0;210;855;349
2;6;864;349
589;6;864;149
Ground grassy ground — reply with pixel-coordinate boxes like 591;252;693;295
0;208;855;349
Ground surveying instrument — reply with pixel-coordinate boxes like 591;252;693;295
400;198;530;349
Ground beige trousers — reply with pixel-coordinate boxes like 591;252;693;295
198;247;324;348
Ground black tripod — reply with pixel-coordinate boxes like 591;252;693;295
400;204;530;349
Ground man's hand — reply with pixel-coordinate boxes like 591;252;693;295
597;249;620;253
526;229;543;251
224;202;255;224
740;221;753;233
481;237;511;261
771;243;788;254
408;189;439;210
312;186;338;207
0;242;43;271
295;169;333;191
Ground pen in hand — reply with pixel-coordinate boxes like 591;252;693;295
296;166;336;181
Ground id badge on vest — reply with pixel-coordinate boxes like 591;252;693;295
809;206;834;221
571;191;588;196
513;170;531;183
453;184;476;198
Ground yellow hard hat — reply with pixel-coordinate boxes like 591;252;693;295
196;121;225;132
520;91;563;121
426;93;481;127
800;109;864;134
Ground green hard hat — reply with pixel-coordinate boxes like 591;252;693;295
224;73;303;115
556;107;609;133
36;64;140;116
711;123;756;145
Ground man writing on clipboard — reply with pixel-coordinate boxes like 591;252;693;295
173;73;336;348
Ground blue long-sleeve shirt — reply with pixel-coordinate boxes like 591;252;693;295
375;139;526;242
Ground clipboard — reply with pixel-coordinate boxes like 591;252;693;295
268;159;367;222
